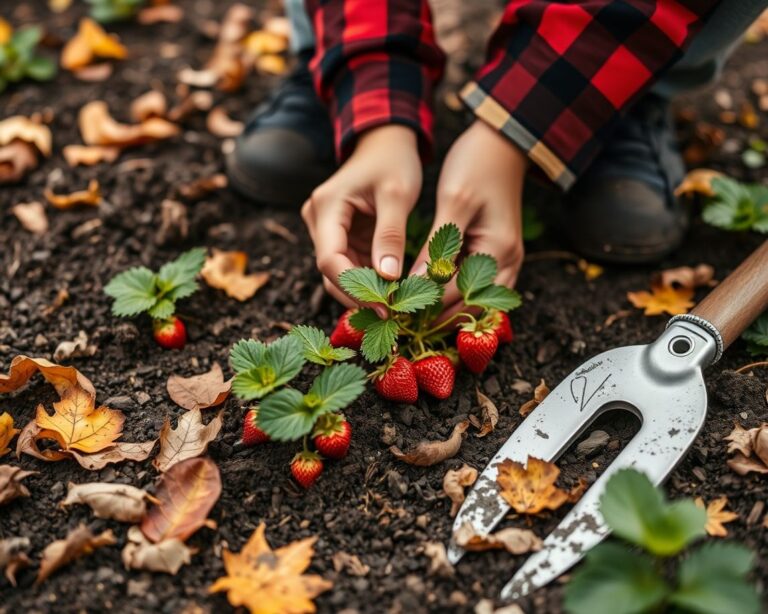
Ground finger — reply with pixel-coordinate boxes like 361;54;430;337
372;184;415;280
323;276;356;309
314;201;357;295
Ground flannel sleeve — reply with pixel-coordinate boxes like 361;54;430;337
305;0;446;162
461;0;721;191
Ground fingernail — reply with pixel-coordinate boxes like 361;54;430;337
380;256;400;278
374;306;388;319
412;262;427;276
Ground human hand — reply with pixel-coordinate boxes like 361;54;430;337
301;125;422;310
411;120;528;318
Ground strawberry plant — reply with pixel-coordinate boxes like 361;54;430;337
336;224;521;401
229;327;366;488
0;26;56;93
104;248;206;350
86;0;146;22
564;469;759;614
742;311;768;356
701;177;768;233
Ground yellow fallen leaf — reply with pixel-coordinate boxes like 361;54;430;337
0;413;19;457
61;18;127;71
0;355;96;399
44;179;102;209
201;249;270;301
695;496;739;537
496;456;586;516
256;54;287;75
675;169;724;198
35;386;124;454
209;523;332;614
36;525;116;584
0;18;11;45
242;30;288;57
577;259;604;281
79;100;179;149
627;284;695;317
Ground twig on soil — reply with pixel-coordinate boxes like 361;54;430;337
734;361;768;374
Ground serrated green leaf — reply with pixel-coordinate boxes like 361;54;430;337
349;308;381;331
669;542;759;614
305;363;366;414
25;56;56;81
457;254;496;298
230;336;305;400
428;223;462;262
165;280;198;302
148;298;175;320
464;285;521;311
104;267;159;317
742;312;768;353
230;339;268;373
289;325;354;365
257;388;314;441
360;318;398;363
390;275;443;313
703;178;766;232
329;347;356;362
563;542;669;614
338;268;396;305
157;247;206;290
600;469;706;556
11;27;42;51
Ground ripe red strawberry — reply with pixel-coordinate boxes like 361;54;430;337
291;451;323;489
374;356;418;403
242;408;270;446
152;316;186;350
457;328;499;374
492;311;514;344
329;309;364;350
413;355;456;400
313;416;352;459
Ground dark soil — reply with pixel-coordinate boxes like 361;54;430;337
1;2;767;613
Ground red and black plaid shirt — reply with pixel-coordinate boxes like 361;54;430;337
306;0;719;190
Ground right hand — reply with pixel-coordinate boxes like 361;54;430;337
301;125;422;309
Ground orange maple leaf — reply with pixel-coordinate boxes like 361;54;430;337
496;456;586;516
35;386;124;454
695;496;739;537
0;412;19;457
209;523;332;614
627;283;695;316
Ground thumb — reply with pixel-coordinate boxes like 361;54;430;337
372;186;412;280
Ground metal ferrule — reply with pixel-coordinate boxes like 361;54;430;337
666;314;725;364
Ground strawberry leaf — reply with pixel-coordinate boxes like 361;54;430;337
156;248;206;298
289;325;355;365
231;336;305;400
360;319;399;363
104;267;158;316
703;178;768;233
257;388;312;441
464;285;521;312
338;268;397;305
428;223;462;262
457;254;497;298
349;308;381;331
390;276;443;313
305;363;366;414
148;298;175;320
742;312;768;356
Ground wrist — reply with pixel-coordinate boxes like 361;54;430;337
469;120;529;177
355;124;418;156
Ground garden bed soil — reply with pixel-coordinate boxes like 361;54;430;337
1;1;767;613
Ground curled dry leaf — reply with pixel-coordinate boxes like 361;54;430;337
206;106;244;137
423;542;454;577
62;145;121;167
201;249;270;302
0;537;31;586
0;141;40;184
263;218;298;244
332;551;370;577
69;440;157;471
695;496;739;537
79;100;179;148
627;283;695;317
0;355;96;399
141;457;222;542
61;18;127;71
153;409;223;472
0;412;19;456
675;169;724;198
16;420;69;462
0;465;36;506
242;30;288;57
475;389;498;437
496;456;586;516
36;525;116;584
122;525;193;575
167;363;231;411
0;115;52;156
167;90;213;122
390;420;470;467
130;90;167;122
255;54;288;75
443;464;478;516
653;264;715;291
60;482;153;523
138;4;184;24
155;199;189;245
209;523;332;614
36;386;124;454
12;201;49;235
53;330;97;362
176;173;227;201
73;63;113;82
725;422;768;475
44;179;102;210
519;379;549;417
453;522;543;555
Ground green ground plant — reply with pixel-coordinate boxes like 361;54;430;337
0;26;56;92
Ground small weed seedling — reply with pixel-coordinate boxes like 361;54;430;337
104;248;206;350
331;223;521;402
564;469;759;614
230;328;366;488
702;177;768;234
86;0;145;23
0;26;56;93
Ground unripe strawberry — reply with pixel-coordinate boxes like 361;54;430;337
242;407;270;446
457;328;499;374
413;355;456;400
291;451;323;489
330;309;364;350
152;316;186;350
374;356;418;403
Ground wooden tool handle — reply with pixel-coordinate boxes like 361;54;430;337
691;241;768;349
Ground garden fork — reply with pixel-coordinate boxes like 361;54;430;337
448;240;768;601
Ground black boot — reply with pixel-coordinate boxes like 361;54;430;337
562;94;688;264
226;52;335;206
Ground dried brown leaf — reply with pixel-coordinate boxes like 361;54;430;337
577;259;604;281
122;525;193;574
423;542;454;577
332;551;370;577
15;420;69;462
61;18;127;71
206;106;244;137
0;537;30;586
0;115;52;156
0;355;96;398
675;169;724;198
141;457;221;542
177;173;227;201
130;90;168;122
695;496;739;537
69;440;157;470
36;525;116;584
475;389;498;437
62;144;121;167
255;54;287;75
453;522;542;554
153;409;223;472
242;30;288;57
443;464;477;516
73;63;113;82
653;264;715;291
155;199;189;245
53;330;97;361
496;456;585;516
728;452;768;475
166;363;231;411
0;465;36;506
12;201;49;234
60;482;152;523
167;91;214;122
0;140;39;184
79;100;179;148
519;379;549;417
44;179;102;209
201;249;270;301
138;4;184;24
390;420;470;467
263;218;298;243
0;412;19;457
